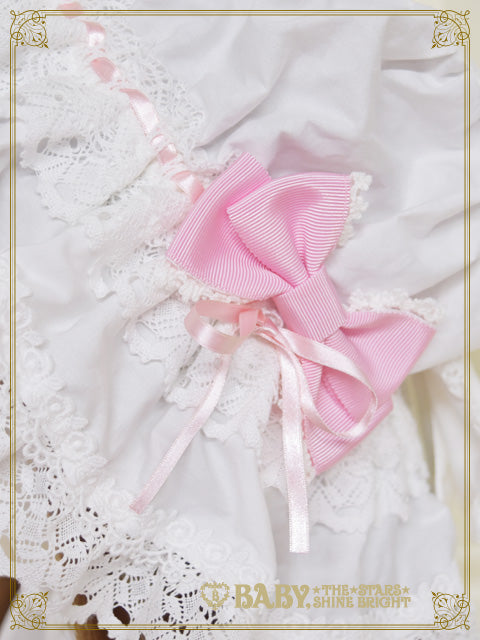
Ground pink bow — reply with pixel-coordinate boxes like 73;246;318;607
167;153;435;471
131;153;435;553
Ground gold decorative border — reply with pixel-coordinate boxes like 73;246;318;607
10;592;48;630
8;8;471;632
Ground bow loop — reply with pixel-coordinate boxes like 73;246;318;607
168;153;283;299
168;152;353;300
227;172;352;285
184;300;264;355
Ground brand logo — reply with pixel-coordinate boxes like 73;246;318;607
200;582;231;608
200;582;412;610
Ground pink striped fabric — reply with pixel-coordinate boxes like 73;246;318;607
167;153;435;473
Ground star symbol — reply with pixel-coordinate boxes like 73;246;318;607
402;586;410;594
313;586;321;594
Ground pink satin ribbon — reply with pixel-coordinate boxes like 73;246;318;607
59;2;203;202
131;300;379;553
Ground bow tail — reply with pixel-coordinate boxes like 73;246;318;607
279;351;310;553
130;355;232;513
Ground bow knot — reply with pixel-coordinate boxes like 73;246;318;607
274;266;347;342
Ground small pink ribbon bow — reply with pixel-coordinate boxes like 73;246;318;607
131;152;435;553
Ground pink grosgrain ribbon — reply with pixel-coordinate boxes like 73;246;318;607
167;153;436;473
131;300;378;553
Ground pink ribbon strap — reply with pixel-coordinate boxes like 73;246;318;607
131;301;379;553
60;2;203;202
167;153;435;472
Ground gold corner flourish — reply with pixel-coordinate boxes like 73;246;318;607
432;592;470;630
10;10;48;48
10;592;49;630
432;10;470;48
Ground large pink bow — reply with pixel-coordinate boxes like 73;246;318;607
131;153;435;554
167;153;435;471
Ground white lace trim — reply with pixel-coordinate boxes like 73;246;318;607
8;4;282;529
2;5;468;637
0;257;269;636
348;288;443;326
2;268;456;637
260;390;431;532
338;171;372;246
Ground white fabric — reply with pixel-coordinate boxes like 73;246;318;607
0;0;478;637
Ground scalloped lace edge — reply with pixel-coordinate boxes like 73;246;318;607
347;288;443;327
337;171;372;246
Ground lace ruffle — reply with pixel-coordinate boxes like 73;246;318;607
338;171;372;246
2;0;448;601
0;257;268;636
348;288;443;326
2;261;455;637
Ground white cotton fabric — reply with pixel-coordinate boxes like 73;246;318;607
0;0;478;638
132;0;480;369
